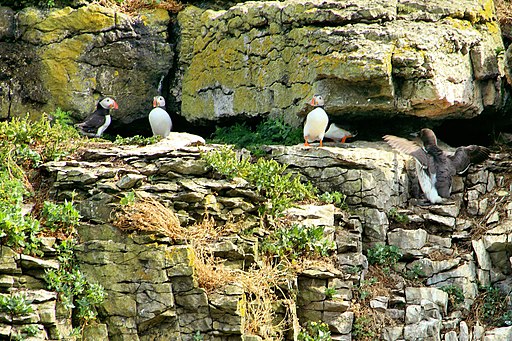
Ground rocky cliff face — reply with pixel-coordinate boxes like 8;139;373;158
0;0;510;134
0;5;172;126
18;136;509;340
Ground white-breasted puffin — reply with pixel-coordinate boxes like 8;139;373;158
324;123;356;143
303;95;329;147
76;97;118;137
384;128;490;204
148;96;172;138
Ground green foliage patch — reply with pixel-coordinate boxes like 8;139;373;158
211;117;303;153
0;293;34;316
202;146;316;216
298;321;331;341
114;135;161;146
319;191;347;209
262;224;335;260
0;112;79;178
367;244;402;268
441;284;464;311
477;285;512;327
0;171;43;255
44;239;106;325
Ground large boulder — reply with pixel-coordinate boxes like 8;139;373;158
0;4;173;125
174;0;505;125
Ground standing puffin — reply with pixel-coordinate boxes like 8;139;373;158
384;128;490;204
76;97;118;137
148;96;172;138
303;95;329;147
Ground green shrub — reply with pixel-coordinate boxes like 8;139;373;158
262;224;335;260
114;135;161;146
388;208;409;224
298;321;331;341
404;263;425;280
211;117;302;153
0;293;33;316
44;240;106;326
352;315;376;339
0;113;79;177
0;170;42;255
319;191;347;209
367;244;402;267
42;199;81;232
478;285;512;327
441;284;464;310
202;146;316;216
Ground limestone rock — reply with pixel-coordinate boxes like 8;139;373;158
1;5;172;124
175;0;505;124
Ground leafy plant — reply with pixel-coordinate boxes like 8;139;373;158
0;170;43;255
120;191;137;206
441;284;464;310
319;191;347;209
0;293;34;315
356;277;378;301
367;244;402;268
477;285;512;327
387;208;409;224
202;147;316;216
325;287;337;300
262;224;335;260
44;240;106;326
404;263;425;280
211;117;303;153
352;315;376;339
42;199;81;232
298;321;331;341
114;135;161;146
0;113;79;178
193;331;204;341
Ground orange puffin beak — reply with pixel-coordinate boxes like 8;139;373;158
111;101;119;110
309;97;316;106
153;98;158;107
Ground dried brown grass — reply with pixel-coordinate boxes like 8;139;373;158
496;0;512;24
113;198;304;338
113;197;183;238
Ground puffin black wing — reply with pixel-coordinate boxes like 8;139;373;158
77;112;105;133
383;135;430;167
449;145;491;174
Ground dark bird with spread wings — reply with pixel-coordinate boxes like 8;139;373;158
383;128;490;204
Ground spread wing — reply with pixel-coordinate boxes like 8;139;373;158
449;145;490;174
383;134;429;167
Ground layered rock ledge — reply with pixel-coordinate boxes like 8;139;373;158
28;135;512;340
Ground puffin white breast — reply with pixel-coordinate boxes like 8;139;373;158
304;107;329;142
149;108;172;138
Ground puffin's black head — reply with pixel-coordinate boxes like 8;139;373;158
309;94;325;107
153;96;166;108
98;97;119;112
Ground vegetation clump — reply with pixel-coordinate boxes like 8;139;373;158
262;224;335;261
202;146;316;216
211;117;303;154
44;239;106;326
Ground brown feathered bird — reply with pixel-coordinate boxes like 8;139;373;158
383;128;490;204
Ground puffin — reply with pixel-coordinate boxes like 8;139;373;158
383;128;490;204
76;97;118;138
148;96;172;138
303;95;329;147
324;123;356;143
